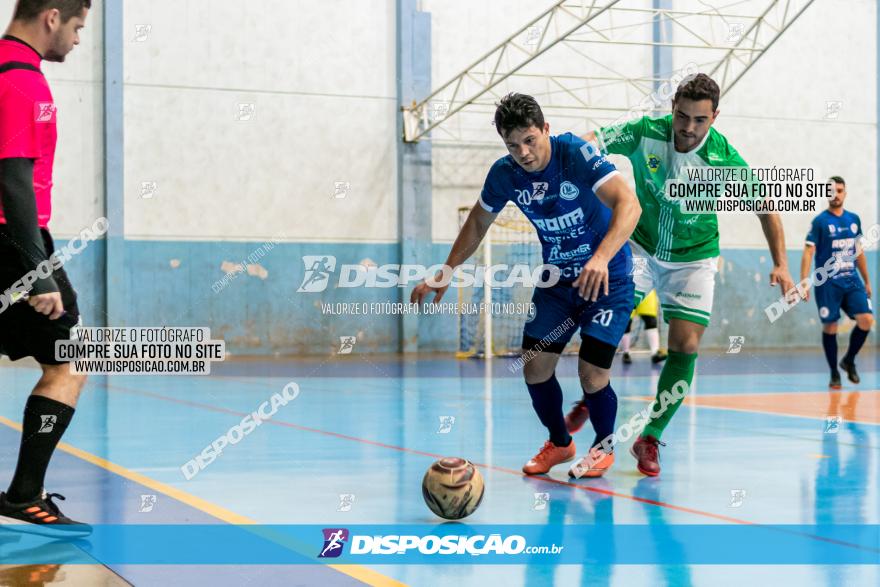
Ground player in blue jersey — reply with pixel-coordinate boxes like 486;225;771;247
800;176;873;388
411;94;641;478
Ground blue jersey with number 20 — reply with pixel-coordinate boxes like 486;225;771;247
479;133;630;282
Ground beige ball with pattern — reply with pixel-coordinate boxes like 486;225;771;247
422;457;484;520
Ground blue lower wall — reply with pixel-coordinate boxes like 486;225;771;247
55;236;105;331
59;238;877;355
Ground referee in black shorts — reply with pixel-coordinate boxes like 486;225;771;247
0;0;91;537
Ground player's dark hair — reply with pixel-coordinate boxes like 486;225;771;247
13;0;90;23
673;73;720;111
829;175;845;186
494;93;545;137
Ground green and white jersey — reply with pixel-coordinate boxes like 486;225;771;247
596;114;748;262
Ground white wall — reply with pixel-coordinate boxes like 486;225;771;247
123;0;399;242
3;0;874;250
0;0;104;238
427;0;877;249
425;0;654;242
675;0;879;249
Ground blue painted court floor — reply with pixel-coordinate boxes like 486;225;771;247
0;348;877;586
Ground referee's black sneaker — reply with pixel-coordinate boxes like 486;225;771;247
839;359;860;384
0;491;91;538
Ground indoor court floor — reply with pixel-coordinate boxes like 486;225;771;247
0;349;877;586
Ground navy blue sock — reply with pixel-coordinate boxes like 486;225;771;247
526;375;571;447
822;332;838;374
843;327;869;364
582;383;618;452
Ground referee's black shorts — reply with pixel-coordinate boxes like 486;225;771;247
0;227;80;365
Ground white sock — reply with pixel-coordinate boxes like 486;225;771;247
620;333;631;353
645;328;659;354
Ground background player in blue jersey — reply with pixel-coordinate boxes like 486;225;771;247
412;94;641;478
800;176;873;388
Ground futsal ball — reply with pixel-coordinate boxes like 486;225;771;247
421;457;484;520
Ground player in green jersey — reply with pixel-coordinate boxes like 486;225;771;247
581;73;797;476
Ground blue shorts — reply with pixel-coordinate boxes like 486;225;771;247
814;278;872;323
523;278;635;350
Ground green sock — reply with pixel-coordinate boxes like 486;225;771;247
642;350;697;439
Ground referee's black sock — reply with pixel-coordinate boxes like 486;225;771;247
5;396;75;503
526;375;571;447
842;327;870;365
821;332;839;375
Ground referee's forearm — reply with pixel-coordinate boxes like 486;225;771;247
0;157;59;294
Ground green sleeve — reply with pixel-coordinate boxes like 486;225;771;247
596;116;646;157
718;143;748;169
707;137;762;202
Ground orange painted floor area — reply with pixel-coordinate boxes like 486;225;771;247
637;390;879;425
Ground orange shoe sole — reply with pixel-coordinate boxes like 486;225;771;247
629;445;660;477
569;453;614;478
522;445;577;476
